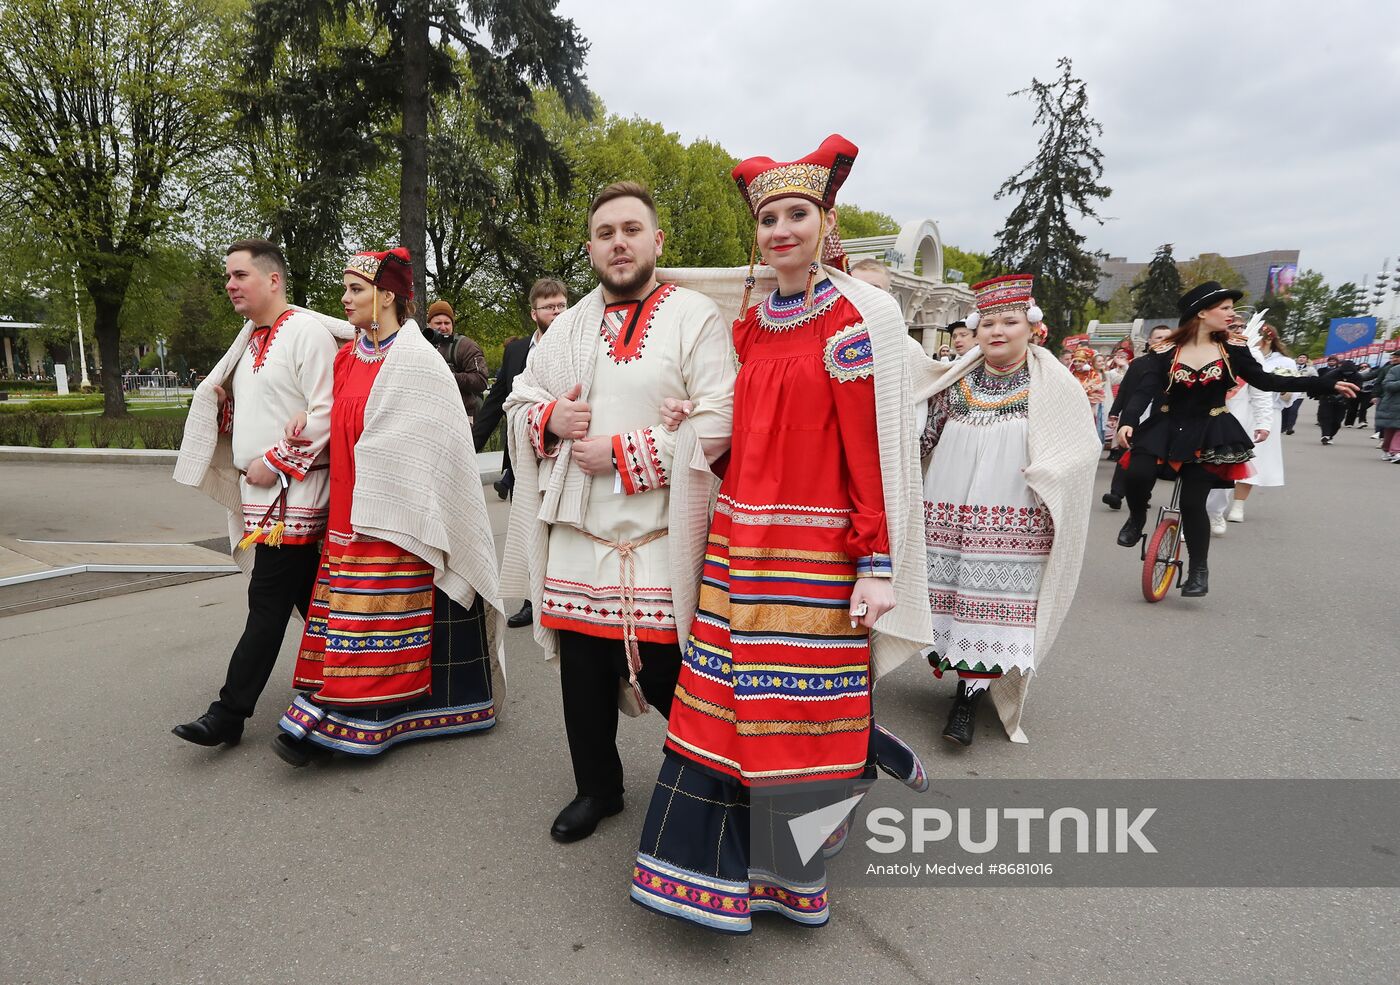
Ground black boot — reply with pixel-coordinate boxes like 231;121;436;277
1116;512;1147;547
942;681;983;747
1101;492;1123;510
271;733;314;767
1180;564;1209;597
507;600;533;629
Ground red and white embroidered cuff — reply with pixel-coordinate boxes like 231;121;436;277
264;442;313;481
613;427;668;496
527;400;559;458
218;397;235;435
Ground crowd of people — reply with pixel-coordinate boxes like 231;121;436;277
168;132;1364;936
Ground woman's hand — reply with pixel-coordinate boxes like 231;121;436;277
1116;424;1134;448
1253;429;1270;443
1333;381;1360;399
849;577;895;630
211;383;227;405
660;397;693;432
284;411;309;447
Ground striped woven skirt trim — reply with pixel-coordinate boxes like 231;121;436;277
292;537;433;706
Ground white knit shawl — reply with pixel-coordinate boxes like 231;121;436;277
913;344;1101;742
173;307;353;574
350;321;508;695
822;267;937;679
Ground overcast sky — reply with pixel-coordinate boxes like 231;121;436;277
555;0;1400;291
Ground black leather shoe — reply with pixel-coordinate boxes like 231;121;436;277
1116;514;1146;547
172;713;242;747
1102;492;1123;510
271;733;315;767
493;477;511;500
507;600;533;629
1180;565;1209;597
550;794;624;843
942;683;983;747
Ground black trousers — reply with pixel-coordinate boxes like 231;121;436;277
1122;455;1217;569
207;542;322;724
1109;459;1129;499
1317;398;1347;439
558;629;681;799
1281;400;1302;433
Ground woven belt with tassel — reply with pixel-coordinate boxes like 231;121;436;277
237;462;328;549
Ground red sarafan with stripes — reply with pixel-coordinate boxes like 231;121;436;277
291;333;434;706
663;284;889;786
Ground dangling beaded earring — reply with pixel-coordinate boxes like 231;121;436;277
739;231;759;318
803;214;825;310
370;285;382;355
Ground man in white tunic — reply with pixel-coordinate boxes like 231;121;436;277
501;183;735;843
171;239;341;748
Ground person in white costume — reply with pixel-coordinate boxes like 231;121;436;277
1207;317;1296;533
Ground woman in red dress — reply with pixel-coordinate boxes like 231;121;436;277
630;135;931;934
272;248;499;765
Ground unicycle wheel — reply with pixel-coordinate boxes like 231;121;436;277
1141;516;1181;602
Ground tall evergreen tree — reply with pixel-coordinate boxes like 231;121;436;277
245;0;592;303
988;57;1110;343
1131;243;1182;318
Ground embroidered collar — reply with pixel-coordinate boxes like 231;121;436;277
758;278;840;332
353;329;399;364
248;309;294;372
600;282;675;364
1167;343;1230;390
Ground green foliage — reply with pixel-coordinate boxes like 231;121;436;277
432;94;754;353
1280;269;1363;356
1132;244;1183;319
1100;283;1137;322
838;206;900;240
0;395;107;413
0;0;232;415
989;57;1111;344
941;245;989;286
1177;254;1248;302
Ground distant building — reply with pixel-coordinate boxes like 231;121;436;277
1096;249;1301;305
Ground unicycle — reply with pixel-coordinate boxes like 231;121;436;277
1139;476;1184;602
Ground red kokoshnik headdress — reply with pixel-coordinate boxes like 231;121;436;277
731;134;859;314
345;246;414;300
345;246;413;345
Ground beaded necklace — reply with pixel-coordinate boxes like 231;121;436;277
354;329;399;364
757;278;840;332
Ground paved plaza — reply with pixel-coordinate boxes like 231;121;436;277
2;433;1396;984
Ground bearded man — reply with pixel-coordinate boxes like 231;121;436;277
500;182;736;843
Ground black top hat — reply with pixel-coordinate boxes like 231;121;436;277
1177;281;1244;326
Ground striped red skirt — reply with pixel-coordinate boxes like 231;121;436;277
293;536;434;707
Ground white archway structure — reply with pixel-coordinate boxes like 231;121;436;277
844;219;973;353
890;219;945;281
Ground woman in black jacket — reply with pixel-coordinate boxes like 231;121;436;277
1115;283;1357;597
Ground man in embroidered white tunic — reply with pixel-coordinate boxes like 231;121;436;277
172;239;339;748
502;182;735;843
